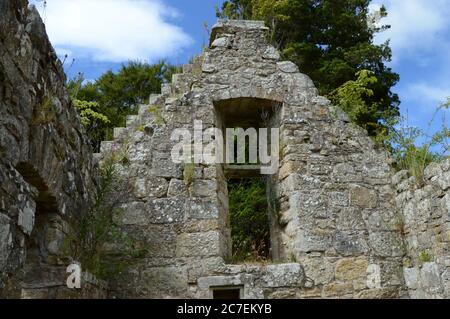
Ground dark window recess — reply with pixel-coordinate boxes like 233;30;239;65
213;288;241;299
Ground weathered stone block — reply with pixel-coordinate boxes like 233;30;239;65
335;257;369;283
350;186;377;208
294;229;331;253
421;262;442;291
333;231;369;256
176;231;222;257
438;170;450;191
323;282;353;297
145;225;177;258
116;202;148;226
301;257;334;286
167;179;188;197
151;152;182;178
277;61;299;73
198;274;245;290
191;179;217;197
141;266;188;297
337;207;365;231
134;176;168;199
329;191;349;207
187;198;220;220
211;37;230;48
403;267;420;290
149;198;186;224
355;288;398;299
262;264;305;288
368;232;404;257
17;196;35;235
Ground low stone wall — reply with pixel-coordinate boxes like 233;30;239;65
393;162;450;298
196;263;306;299
21;267;107;299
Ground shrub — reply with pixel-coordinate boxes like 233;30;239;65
64;143;145;279
228;178;270;263
389;100;450;184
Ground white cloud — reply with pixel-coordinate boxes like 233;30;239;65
404;83;450;104
371;0;450;58
32;0;193;62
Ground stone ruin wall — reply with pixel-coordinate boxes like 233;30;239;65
99;20;406;299
393;163;450;298
0;0;105;298
1;0;450;300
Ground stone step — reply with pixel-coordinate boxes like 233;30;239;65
149;93;161;104
182;63;193;74
100;141;117;153
161;83;172;95
126;115;139;127
113;127;127;139
172;73;183;86
138;104;149;115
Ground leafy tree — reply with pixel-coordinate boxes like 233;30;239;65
68;73;110;150
217;0;400;140
68;61;180;150
74;99;110;148
329;69;397;140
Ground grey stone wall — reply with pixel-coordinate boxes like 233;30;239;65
393;163;450;298
3;0;447;299
0;0;101;298
100;20;406;299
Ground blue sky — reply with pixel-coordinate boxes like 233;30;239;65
30;0;450;141
31;0;224;79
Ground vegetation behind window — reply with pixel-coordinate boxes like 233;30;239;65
228;178;270;263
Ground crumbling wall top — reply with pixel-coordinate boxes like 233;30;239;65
210;19;268;45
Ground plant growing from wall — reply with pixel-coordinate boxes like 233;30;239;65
32;94;58;125
64;142;146;279
388;99;450;184
418;251;434;265
147;105;166;125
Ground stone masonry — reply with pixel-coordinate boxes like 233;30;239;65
1;0;450;299
393;162;450;298
0;0;104;298
100;20;406;299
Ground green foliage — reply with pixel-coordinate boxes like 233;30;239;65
218;0;400;137
69;74;110;150
389;101;450;184
32;95;57;125
216;0;253;19
228;178;270;263
330;70;397;140
183;162;196;188
74;99;110;128
64;143;145;279
418;251;433;264
68;61;179;150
